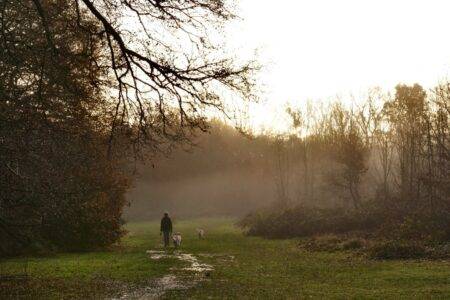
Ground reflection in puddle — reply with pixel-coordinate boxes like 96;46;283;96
111;275;193;300
177;253;214;272
113;250;214;299
145;250;169;260
146;250;214;272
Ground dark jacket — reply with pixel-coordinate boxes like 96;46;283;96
160;216;172;233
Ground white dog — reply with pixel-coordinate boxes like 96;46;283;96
197;228;205;239
172;232;182;248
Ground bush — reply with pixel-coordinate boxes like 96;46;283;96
368;240;427;260
238;205;383;239
300;236;368;252
396;211;450;242
341;238;365;250
238;204;449;260
427;243;450;259
301;235;343;252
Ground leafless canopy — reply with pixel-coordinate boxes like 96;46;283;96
34;0;257;153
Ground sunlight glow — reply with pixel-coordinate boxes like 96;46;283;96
227;0;450;131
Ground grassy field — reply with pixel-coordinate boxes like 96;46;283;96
1;218;449;299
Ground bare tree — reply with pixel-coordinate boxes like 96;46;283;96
325;103;369;210
73;0;257;153
383;84;427;207
427;84;450;210
272;135;291;206
286;103;318;202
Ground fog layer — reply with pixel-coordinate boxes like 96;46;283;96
125;122;275;220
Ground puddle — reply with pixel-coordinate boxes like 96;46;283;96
176;253;214;272
147;251;214;273
145;250;169;260
111;275;193;300
113;250;214;299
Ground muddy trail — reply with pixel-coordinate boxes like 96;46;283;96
110;250;233;299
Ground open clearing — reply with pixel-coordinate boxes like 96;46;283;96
1;218;449;299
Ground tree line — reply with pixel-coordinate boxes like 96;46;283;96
270;84;449;214
240;84;449;252
128;84;448;229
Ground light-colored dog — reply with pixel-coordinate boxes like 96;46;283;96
197;228;205;239
172;232;182;248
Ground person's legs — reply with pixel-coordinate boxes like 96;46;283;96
163;231;170;247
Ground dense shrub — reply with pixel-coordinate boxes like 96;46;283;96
239;204;449;259
395;211;450;242
368;240;427;260
427;243;450;259
341;238;365;250
301;235;343;252
238;205;383;239
238;203;450;240
300;236;368;252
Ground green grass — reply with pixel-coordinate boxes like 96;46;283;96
1;218;449;299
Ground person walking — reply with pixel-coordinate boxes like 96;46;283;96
160;212;172;248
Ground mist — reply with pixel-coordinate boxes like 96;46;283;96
125;169;273;220
125;121;275;220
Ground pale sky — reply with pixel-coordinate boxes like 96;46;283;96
226;0;450;131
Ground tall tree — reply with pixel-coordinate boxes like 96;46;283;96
384;84;427;206
0;0;131;254
325;104;369;210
